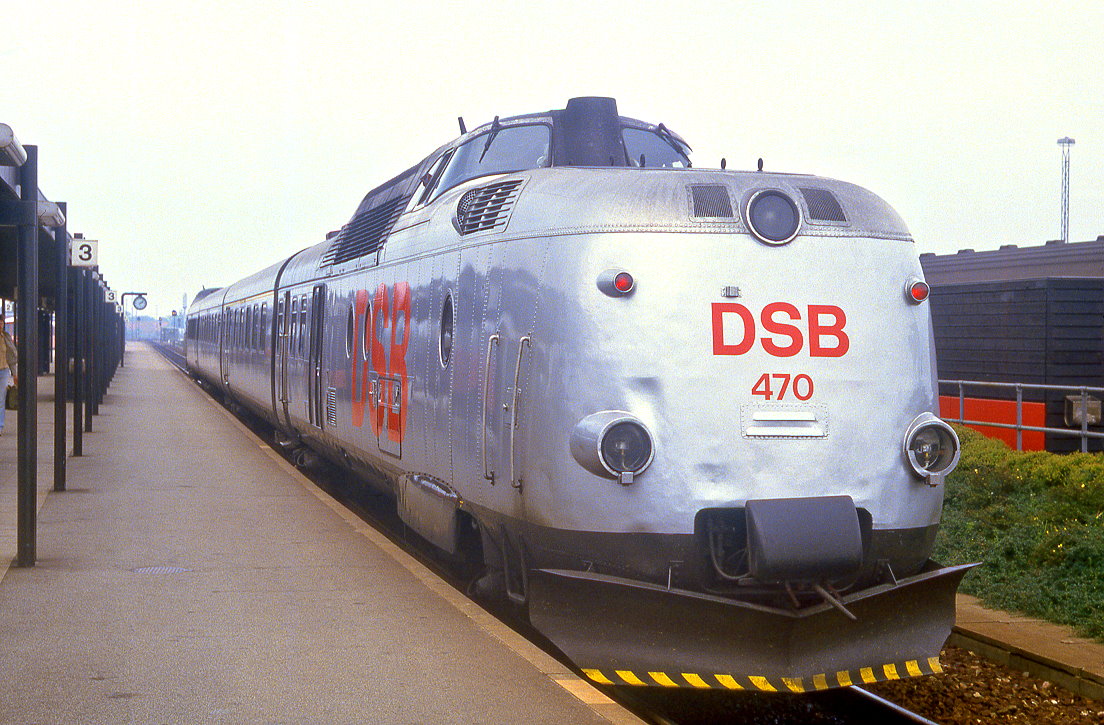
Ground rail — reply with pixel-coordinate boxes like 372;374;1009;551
940;379;1104;452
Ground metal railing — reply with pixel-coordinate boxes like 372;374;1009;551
940;379;1104;453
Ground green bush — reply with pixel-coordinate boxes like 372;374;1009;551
932;426;1104;640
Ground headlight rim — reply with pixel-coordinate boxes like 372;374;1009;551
744;188;801;245
903;412;960;479
569;411;656;482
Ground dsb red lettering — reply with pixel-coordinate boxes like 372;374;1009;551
351;282;411;441
711;302;849;358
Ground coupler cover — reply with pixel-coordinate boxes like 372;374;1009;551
745;495;863;582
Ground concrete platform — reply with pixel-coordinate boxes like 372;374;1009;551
952;594;1104;700
0;345;641;724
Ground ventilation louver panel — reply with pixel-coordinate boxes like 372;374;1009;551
798;187;847;223
319;230;345;266
326;387;338;427
690;184;734;218
457;179;524;235
324;196;409;265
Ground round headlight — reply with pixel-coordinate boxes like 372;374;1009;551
904;414;960;479
746;190;800;245
570;411;655;483
601;421;653;474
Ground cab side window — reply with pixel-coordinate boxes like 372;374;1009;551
408;151;455;210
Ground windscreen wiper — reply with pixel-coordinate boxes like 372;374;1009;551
479;116;502;163
656;123;693;166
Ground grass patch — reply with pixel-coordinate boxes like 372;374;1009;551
932;426;1104;640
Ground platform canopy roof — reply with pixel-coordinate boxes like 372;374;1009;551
0;134;87;308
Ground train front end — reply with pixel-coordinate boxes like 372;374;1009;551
510;165;973;692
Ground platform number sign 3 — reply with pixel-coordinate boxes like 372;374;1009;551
71;239;99;268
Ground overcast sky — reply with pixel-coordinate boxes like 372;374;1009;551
7;1;1103;319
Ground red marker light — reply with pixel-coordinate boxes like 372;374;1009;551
908;280;930;303
598;269;636;297
614;272;634;293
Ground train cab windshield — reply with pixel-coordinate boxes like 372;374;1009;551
421;105;693;207
623;127;691;168
431;123;551;201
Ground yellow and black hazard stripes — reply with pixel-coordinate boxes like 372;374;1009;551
582;656;942;692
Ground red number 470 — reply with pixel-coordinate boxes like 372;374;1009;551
752;373;814;401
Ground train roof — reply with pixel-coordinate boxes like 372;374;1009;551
311;97;692;273
192;97;914;298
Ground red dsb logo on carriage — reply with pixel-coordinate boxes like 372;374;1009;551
711;302;849;357
351;282;411;440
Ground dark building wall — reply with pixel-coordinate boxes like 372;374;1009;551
930;278;1104;452
920;238;1104;286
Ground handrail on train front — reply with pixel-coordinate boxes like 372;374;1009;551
482;334;500;483
939;379;1104;452
509;336;532;490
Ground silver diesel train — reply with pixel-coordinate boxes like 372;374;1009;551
186;97;971;693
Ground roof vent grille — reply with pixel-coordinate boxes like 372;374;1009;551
320;230;345;266
798;187;847;223
690;184;734;218
325;195;409;265
457;179;524;235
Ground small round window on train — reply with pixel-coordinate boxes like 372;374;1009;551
439;293;454;367
345;305;355;358
362;301;373;359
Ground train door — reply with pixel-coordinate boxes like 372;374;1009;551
219;309;230;387
308;284;326;429
276;291;292;428
482;240;541;601
484;250;540;491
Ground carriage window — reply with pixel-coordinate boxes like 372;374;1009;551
622;128;691;168
431;124;550;200
260;303;268;349
290;297;298;356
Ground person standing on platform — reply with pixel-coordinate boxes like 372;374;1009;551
0;326;16;435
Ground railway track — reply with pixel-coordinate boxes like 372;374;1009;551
150;340;946;725
148;341;187;372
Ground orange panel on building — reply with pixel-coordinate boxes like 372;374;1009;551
939;395;1046;451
